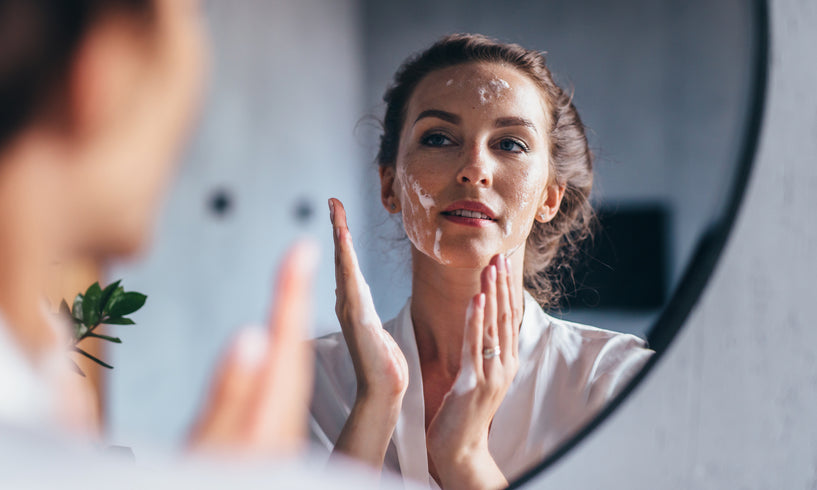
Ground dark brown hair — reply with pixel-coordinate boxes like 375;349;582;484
0;0;154;149
377;33;594;308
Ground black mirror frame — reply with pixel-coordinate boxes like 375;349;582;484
508;0;770;486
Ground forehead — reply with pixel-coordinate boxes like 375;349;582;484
405;62;550;131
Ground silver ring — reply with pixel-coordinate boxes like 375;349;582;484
482;345;501;359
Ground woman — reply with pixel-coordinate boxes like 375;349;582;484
0;0;315;458
311;34;653;488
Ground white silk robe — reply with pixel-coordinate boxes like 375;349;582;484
310;291;653;488
0;312;62;432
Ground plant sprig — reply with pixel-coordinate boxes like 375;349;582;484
59;280;146;376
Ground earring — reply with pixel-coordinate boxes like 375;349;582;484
390;203;397;211
538;208;549;221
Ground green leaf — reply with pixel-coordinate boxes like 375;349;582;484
73;346;113;369
82;282;102;327
86;332;122;344
72;294;84;322
100;280;122;315
107;292;146;318
104;287;124;316
103;317;135;325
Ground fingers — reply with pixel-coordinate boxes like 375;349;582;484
481;262;501;378
252;240;319;452
189;241;318;456
189;326;267;451
329;197;362;274
329;198;379;332
330;198;350;286
506;256;520;359
466;293;486;379
330;200;361;296
265;240;319;365
451;293;484;395
494;254;513;365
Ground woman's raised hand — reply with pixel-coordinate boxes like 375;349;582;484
426;254;520;490
188;241;318;457
329;198;409;469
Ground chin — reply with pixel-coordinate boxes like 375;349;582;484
423;243;497;270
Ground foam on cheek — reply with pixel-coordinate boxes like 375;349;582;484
451;300;479;395
501;167;539;257
410;176;435;214
396;166;440;260
433;228;443;261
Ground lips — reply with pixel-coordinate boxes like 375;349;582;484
446;209;492;220
441;201;497;223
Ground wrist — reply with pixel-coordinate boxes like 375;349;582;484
432;444;506;490
332;392;404;469
353;391;403;424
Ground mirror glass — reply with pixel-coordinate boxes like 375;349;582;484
108;0;765;485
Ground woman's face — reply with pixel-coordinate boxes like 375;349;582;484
63;0;207;257
384;62;560;269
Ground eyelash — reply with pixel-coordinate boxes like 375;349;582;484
420;132;530;154
495;138;530;153
420;132;455;147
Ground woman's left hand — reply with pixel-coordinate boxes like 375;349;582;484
426;253;520;490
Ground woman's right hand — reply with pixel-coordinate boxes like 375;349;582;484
329;198;409;469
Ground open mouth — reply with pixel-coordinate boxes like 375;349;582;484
441;201;498;226
442;209;494;220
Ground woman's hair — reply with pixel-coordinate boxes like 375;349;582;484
0;0;154;149
377;33;594;308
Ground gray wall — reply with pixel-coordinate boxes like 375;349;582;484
535;0;817;487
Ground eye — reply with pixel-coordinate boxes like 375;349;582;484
496;138;529;153
421;132;454;147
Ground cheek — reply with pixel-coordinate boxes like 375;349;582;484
500;165;547;239
397;164;435;215
395;161;450;262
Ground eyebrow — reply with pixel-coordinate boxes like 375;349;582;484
413;109;461;126
495;116;538;133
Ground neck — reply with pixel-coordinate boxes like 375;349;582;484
0;133;69;361
410;246;526;378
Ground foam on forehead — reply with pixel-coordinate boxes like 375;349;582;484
439;71;513;104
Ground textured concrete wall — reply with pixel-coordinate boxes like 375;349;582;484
535;0;817;488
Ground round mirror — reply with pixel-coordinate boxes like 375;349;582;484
108;0;768;485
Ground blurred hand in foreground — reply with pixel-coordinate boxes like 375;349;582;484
188;241;318;457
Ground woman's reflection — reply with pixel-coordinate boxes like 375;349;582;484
310;34;654;488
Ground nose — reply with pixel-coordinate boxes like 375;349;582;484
456;145;492;186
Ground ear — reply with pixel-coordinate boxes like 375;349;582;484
66;19;144;139
534;182;566;223
379;166;401;214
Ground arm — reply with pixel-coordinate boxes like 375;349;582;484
328;198;409;470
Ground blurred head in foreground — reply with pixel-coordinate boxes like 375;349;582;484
0;0;207;259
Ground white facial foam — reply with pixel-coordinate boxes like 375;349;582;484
476;77;511;104
433;228;443;261
451;300;479;394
